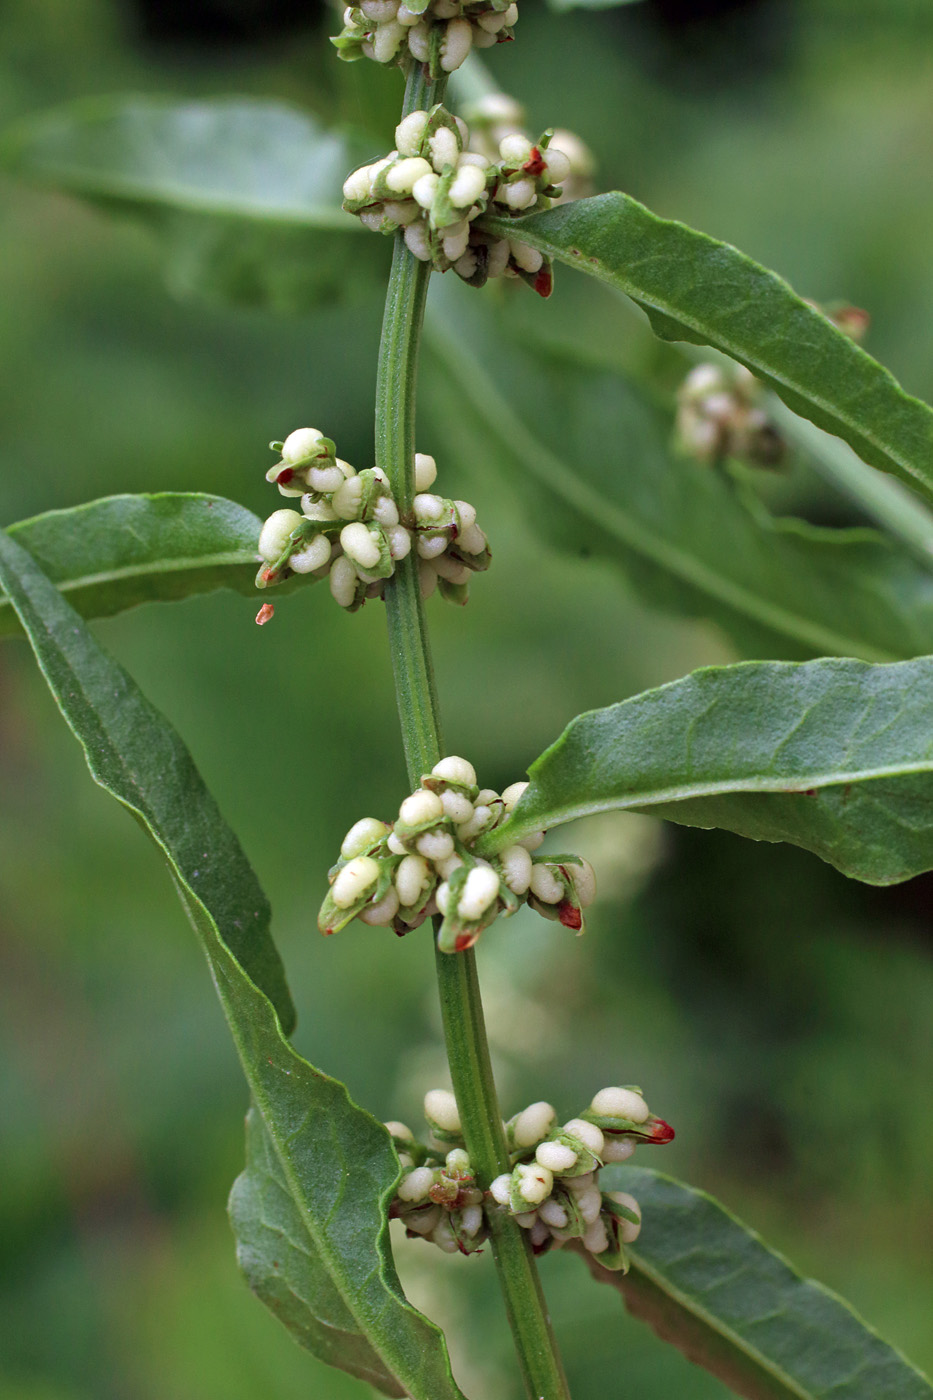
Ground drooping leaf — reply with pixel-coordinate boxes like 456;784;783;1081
479;196;933;503
423;290;933;663
576;1167;932;1400
477;654;933;885
0;493;263;639
0;97;386;311
0;530;466;1400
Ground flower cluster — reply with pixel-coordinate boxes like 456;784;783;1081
256;428;490;610
332;0;518;78
317;756;596;952
464;91;596;205
342;104;569;294
388;1086;674;1266
675;363;785;469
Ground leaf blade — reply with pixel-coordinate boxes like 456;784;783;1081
577;1167;932;1400
477;655;933;884
479;196;933;502
0;529;466;1400
0;493;263;638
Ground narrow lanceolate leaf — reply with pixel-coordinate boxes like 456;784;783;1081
0;98;384;311
577;1168;932;1400
0;530;466;1400
424;291;933;663
479;197;933;503
478;655;933;885
0;493;262;639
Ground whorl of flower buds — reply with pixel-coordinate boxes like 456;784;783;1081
332;0;518;78
341;104;568;295
317;759;596;950
464;92;596;205
388;1085;674;1268
675;362;786;469
255;430;490;610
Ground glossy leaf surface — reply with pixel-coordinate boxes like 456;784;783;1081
0;97;385;310
480;197;933;502
424;291;933;663
578;1167;932;1400
0;493;262;638
479;655;933;884
0;530;466;1400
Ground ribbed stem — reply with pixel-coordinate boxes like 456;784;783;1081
375;61;571;1400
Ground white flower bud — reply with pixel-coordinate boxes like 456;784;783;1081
606;1191;642;1243
563;1118;605;1155
509;240;543;274
416;533;448;560
340;521;382;570
448;163;487;209
386;156;433;195
329;555;357;608
568;858;596;907
372;17;406;62
395;110;430;156
396;6;422;25
498;178;537;211
419;560;438;598
440;15;472;70
457;865;500;920
416;829;455;862
499;134;533;165
530;863;564;904
499;844;533;895
489;1173;512;1206
435;880;451;916
396;853;430;907
516;1162;553;1205
486;237;510;279
306;463;346;494
387;832;407;856
383;199;420;226
460;1204;484;1238
440;790;474;824
429;126;461;173
398;1166;435;1202
359;208;387;233
412;171;440;209
501;781;528;810
343;166;375;203
583;1216;609;1254
432;554;471;585
436;854;464;882
404;1205;440;1236
399;789;445;827
413;492;445;523
445;1147;470;1174
332;855;381;909
542;148;570;185
332;475;364;520
432;755;477;787
360;0;398;19
340;817;387;860
535;1141;578;1173
404;220;432;261
424;1088;461;1134
457;151;489;171
538;1197;568;1229
456;804;492;844
476;789;498;805
590;1087;650;1123
442;224;471;263
567;1171;595;1194
514;1210;538;1229
450;499;476;532
359;885;400;926
384;1120;413;1140
518;831;545;852
301;496;339;522
512;1101;556;1148
258;509;303;562
434;0;458;14
458;523;487;556
601;1137;636;1163
384;524;411;560
503;3;518;23
477;6;509;31
287;534;332;574
414;452;437;490
372;495;400;527
406;20;431;61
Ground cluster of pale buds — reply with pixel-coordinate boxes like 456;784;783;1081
341;105;568;295
675;363;786;469
255;428;489;610
463;92;596;205
332;0;518;77
317;756;596;952
387;1086;674;1266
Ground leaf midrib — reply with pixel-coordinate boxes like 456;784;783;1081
425;318;894;664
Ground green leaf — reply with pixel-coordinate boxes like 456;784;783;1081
0;529;467;1400
477;654;933;885
479;196;933;503
0;493;263;639
424;291;933;663
577;1167;932;1400
0;97;386;311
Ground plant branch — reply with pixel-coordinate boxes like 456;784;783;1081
375;60;571;1400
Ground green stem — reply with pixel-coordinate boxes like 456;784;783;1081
375;61;571;1400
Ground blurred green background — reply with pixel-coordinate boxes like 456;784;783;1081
1;1;931;1396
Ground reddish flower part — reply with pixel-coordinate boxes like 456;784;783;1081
558;901;582;930
254;603;275;625
523;146;546;177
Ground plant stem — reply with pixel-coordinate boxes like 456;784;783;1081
376;61;571;1400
